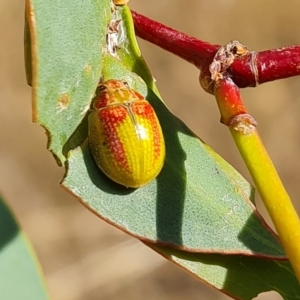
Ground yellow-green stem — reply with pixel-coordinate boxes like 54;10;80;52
231;119;300;282
214;76;300;282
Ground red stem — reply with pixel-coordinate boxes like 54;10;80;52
132;10;300;88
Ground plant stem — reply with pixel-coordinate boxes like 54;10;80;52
132;11;217;67
214;77;300;282
132;10;300;88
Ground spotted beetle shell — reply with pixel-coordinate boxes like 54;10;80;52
88;79;165;188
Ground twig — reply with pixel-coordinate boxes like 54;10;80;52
132;10;300;88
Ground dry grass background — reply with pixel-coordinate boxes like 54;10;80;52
1;0;300;299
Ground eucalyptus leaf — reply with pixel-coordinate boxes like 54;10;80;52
0;195;49;299
26;0;110;164
149;243;299;300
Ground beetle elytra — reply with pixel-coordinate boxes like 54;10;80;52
88;79;165;188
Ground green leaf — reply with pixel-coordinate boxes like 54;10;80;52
64;135;283;257
149;243;300;300
26;0;110;164
0;195;49;299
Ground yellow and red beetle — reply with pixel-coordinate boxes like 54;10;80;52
112;0;129;6
88;79;165;188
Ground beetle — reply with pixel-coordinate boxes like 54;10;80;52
112;0;129;6
88;79;165;188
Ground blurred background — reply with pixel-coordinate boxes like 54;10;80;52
1;0;300;299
